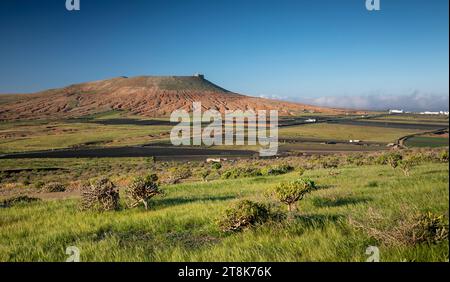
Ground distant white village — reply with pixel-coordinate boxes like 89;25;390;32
389;109;449;115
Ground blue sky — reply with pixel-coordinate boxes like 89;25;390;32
0;0;448;110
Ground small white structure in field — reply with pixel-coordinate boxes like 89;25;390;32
206;158;227;163
389;109;404;114
349;140;361;143
420;111;449;115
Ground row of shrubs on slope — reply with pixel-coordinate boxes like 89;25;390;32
213;148;447;181
2;168;448;247
372;150;449;176
220;164;295;179
219;148;447;180
77;170;316;214
218;178;318;231
79;174;164;212
1;148;447;189
2;171;319;232
218;183;448;247
2;147;446;197
35;149;443;213
301;148;448;169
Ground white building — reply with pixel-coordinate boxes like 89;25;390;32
389;109;404;114
420;111;441;115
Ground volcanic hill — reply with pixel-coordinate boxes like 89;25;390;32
0;75;349;120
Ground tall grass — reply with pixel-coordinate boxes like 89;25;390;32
0;163;448;262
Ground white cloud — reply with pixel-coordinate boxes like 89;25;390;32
298;91;449;112
259;94;289;100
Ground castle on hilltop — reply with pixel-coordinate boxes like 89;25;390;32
194;73;205;79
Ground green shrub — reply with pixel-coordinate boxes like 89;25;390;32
408;152;430;164
346;154;365;166
200;169;211;182
168;166;192;184
263;164;294;176
80;177;120;211
387;153;403;169
350;210;448;246
415;212;449;244
268;178;317;212
125;174;164;209
43;182;66;193
218;200;271;232
0;196;41;208
297;167;305;176
366;155;376;165
375;153;391;165
221;167;262;179
439;150;449;162
34;180;45;189
319;157;340;169
398;159;415;176
211;162;222;170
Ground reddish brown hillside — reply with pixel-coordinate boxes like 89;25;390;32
0;75;350;120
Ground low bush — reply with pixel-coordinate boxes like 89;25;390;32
414;212;449;244
267;178;317;212
80;177;120;211
125;174;164;209
200;169;211;182
398;159;415;176
263;164;294;176
218;200;271;232
168;166;192;184
387;153;403;169
211;162;222;170
318;156;340;169
346;154;366;166
0;195;41;208
34;180;45;189
221;167;262;179
42;182;66;193
439;150;449;162
350;209;449;246
375;153;391;165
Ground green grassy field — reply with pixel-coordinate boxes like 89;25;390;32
0;161;448;262
406;136;449;148
2;112;446;154
368;119;449;126
372;114;449;124
0;121;171;153
278;123;424;143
